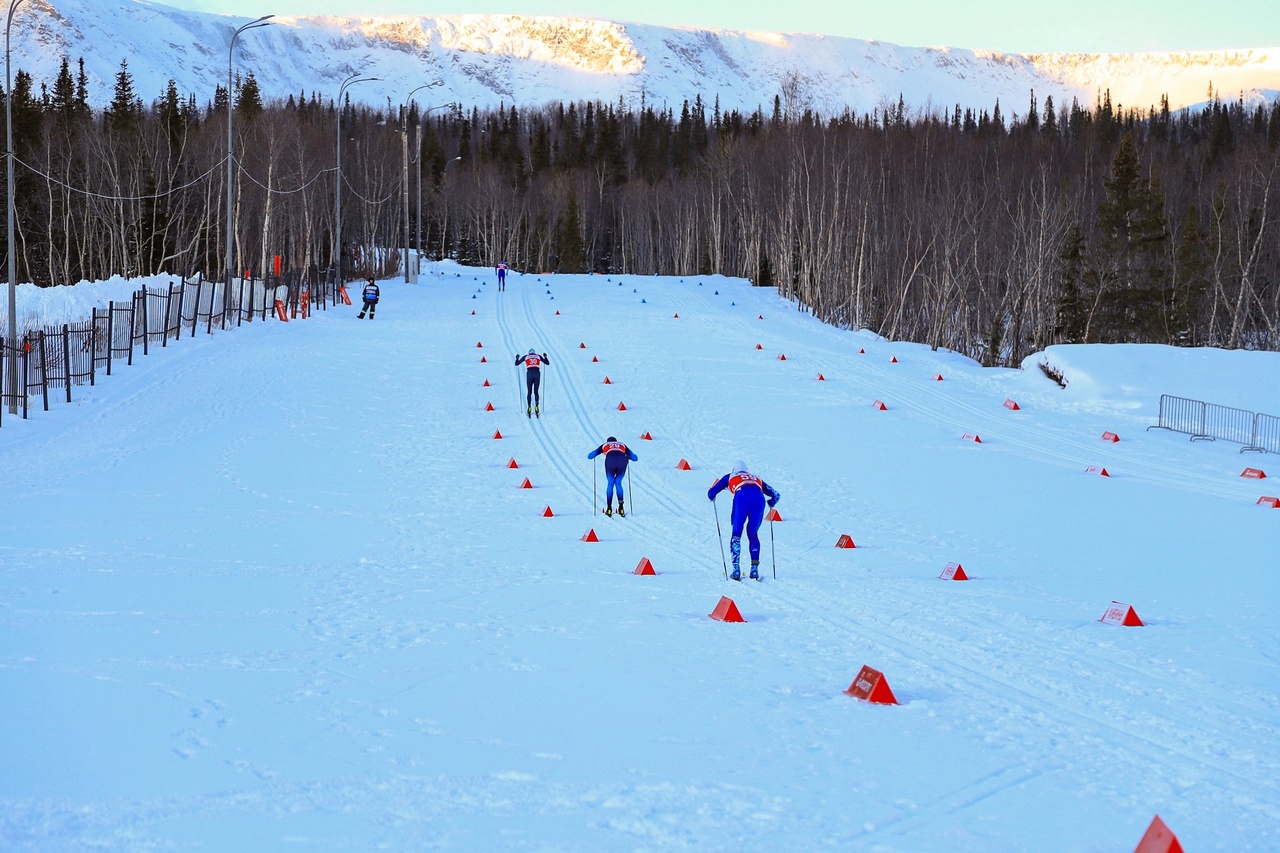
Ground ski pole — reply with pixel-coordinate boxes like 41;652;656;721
770;516;776;579
627;467;632;517
593;455;597;515
713;498;728;580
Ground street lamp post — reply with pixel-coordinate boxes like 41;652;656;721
400;81;442;283
225;14;273;324
335;73;376;287
438;155;462;263
415;103;455;277
5;0;27;414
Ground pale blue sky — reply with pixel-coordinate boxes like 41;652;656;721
158;0;1279;54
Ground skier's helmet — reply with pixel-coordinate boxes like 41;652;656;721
732;460;748;475
529;348;536;354
607;436;617;442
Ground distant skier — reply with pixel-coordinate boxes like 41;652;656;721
588;436;638;516
357;277;379;319
707;461;780;580
496;261;508;292
515;348;549;417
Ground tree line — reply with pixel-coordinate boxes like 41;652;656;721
5;56;1279;361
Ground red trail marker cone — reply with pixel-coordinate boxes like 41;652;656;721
1102;431;1120;442
777;353;787;361
755;343;763;350
484;402;495;411
1132;815;1183;853
633;557;656;575
843;665;899;704
676;458;692;470
1257;496;1280;508
483;379;490;386
1003;398;1020;410
507;457;519;469
579;342;586;348
933;374;944;381
581;528;599;542
1100;600;1144;626
602;376;612;384
640;431;653;440
835;534;856;549
519;478;533;489
492;430;503;439
939;562;969;580
480;355;487;363
815;373;825;381
542;506;554;517
476;341;484;348
709;596;746;622
555;310;561;315
962;433;982;443
765;508;783;522
889;356;898;363
1241;467;1267;479
617;401;628;411
872;400;887;410
592;355;599;362
1085;465;1111;477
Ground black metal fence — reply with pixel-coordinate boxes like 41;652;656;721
1148;394;1280;453
0;268;349;425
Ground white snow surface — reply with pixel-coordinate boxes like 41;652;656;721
1;262;1278;851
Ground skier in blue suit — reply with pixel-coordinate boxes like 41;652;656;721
588;436;638;516
707;461;780;580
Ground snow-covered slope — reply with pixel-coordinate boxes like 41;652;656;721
16;0;1280;115
1;264;1278;849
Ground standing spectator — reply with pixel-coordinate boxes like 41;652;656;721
357;277;380;319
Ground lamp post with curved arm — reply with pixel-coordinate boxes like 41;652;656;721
5;0;27;414
400;81;442;283
335;73;376;286
415;103;455;277
225;14;273;323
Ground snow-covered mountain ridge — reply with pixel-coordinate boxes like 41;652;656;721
15;0;1280;116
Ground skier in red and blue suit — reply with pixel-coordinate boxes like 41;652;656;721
707;461;780;580
587;436;638;516
496;261;508;291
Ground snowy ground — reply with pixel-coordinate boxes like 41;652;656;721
1;262;1278;851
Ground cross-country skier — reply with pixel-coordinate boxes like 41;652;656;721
587;436;638;516
515;348;549;417
707;461;780;580
496;261;508;291
357;277;380;318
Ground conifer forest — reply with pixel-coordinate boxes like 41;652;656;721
7;56;1280;363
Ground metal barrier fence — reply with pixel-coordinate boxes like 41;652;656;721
0;267;344;425
1149;393;1279;453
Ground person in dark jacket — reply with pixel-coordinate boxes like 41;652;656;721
357;278;380;318
707;461;780;580
515;348;549;417
587;436;638;516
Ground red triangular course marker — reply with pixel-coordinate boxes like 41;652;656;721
777;354;787;361
858;348;866;354
617;401;628;411
815;373;825;381
470;310;476;315
1102;431;1120;442
1257;496;1280;508
633;557;656;575
480;356;487;363
507;458;519;469
483;379;490;386
890;356;898;363
755;343;763;350
1003;398;1020;410
476;341;483;348
933;374;944;381
1085;465;1110;477
640;431;653;440
602;376;612;384
939;562;969;580
592;356;599;362
519;478;532;489
758;314;764;320
581;528;599;542
872;400;887;411
709;596;745;622
555;310;560;315
963;433;982;443
765;508;782;522
835;534;856;549
1133;815;1184;853
542;506;554;517
579;342;586;348
484;402;495;411
1100;600;1144;626
492;430;503;439
673;313;680;318
1241;467;1267;479
676;458;692;470
843;665;899;705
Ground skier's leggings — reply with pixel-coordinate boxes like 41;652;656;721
605;470;625;501
525;370;541;406
730;489;766;561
